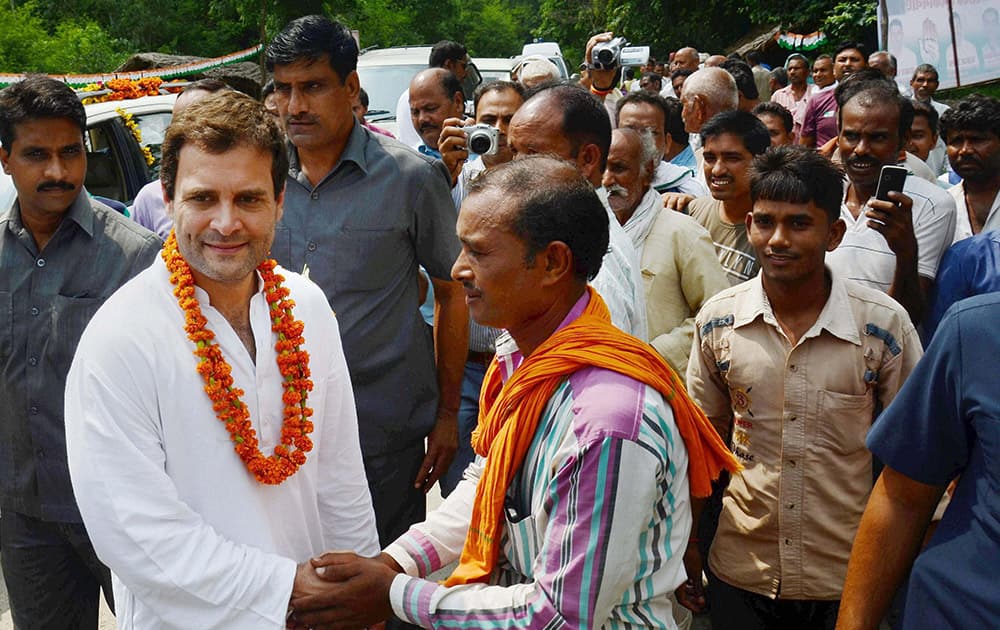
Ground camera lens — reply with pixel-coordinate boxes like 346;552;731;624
595;48;615;66
468;133;492;154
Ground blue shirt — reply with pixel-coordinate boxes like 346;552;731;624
867;292;1000;629
669;144;697;172
925;230;1000;340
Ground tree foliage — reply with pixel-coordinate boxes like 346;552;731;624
1;0;876;75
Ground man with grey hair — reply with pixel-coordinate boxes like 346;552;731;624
678;67;739;183
516;56;560;88
663;46;701;97
603;127;728;374
869;50;898;82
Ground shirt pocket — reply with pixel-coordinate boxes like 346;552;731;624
0;291;10;359
335;227;405;293
501;507;540;580
49;295;104;370
814;388;874;455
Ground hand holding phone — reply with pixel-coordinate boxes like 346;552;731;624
866;165;917;258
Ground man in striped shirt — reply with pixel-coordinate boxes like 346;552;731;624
288;156;738;629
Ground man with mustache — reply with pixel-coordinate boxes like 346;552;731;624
266;16;467;554
686;145;921;628
408;68;465;158
0;75;161;628
939;94;1000;242
801;43;867;149
826;79;955;323
603;127;728;375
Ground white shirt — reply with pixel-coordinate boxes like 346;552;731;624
827;175;956;292
395;88;423;149
948;181;1000;243
66;257;379;629
652;160;707;196
595;187;649;340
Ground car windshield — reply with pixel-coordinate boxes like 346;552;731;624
357;64;425;122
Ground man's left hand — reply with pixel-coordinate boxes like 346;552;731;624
414;407;458;492
289;553;397;629
866;191;917;261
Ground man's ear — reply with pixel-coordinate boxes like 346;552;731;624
344;70;361;103
0;146;10;175
577;143;603;183
539;240;574;286
827;217;847;251
452;91;465;116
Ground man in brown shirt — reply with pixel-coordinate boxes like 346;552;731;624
683;111;770;285
684;146;922;629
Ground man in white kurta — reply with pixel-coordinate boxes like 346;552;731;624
64;91;379;629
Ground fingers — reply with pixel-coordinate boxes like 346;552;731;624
413;452;436;490
662;192;694;212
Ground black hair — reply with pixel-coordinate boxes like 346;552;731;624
468;155;608;282
752;101;793;133
429;41;467;68
720;59;759;100
746;51;762;65
265;15;358;83
663;97;689;147
836;75;914;140
473;80;524;112
910;99;939;133
0;75;86;150
616;91;669;127
640;72;663;88
939;94;1000;142
262;79;275;99
438;70;464;100
525;82;612;170
700;109;770;155
834;41;868;59
358;87;369;108
750;145;845;222
671;68;696;82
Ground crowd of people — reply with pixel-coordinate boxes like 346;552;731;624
1;13;998;630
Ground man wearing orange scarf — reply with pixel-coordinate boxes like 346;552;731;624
289;156;737;629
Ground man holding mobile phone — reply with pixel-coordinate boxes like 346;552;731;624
828;79;955;323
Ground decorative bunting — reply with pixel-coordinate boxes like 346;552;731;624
0;44;262;88
776;30;827;51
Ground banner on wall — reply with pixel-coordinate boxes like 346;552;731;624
882;0;1000;90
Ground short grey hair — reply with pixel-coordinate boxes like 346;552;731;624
681;67;738;114
613;127;660;178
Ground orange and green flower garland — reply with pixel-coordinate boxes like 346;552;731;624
115;107;156;167
161;231;314;485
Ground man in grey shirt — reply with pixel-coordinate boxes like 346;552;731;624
267;16;467;547
0;75;161;628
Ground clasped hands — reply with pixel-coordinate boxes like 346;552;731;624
288;552;403;630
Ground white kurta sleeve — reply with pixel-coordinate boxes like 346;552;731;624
66;330;296;628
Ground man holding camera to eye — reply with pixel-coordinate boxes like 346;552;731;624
433;80;527;496
586;32;629;126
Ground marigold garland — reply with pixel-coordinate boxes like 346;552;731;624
115;107;156;167
161;231;315;485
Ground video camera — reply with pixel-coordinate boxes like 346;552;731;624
591;36;651;71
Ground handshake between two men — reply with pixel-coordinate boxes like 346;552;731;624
290;552;402;630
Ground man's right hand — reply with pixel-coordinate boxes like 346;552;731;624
438;117;470;186
674;542;708;614
662;192;695;213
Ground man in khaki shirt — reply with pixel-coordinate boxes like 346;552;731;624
684;146;921;628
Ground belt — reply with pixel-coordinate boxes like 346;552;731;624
466;349;495;366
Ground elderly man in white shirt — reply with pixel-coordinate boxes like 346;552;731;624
65;91;379;629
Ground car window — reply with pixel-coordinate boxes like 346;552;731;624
356;64;426;122
85;123;128;203
133;112;172;178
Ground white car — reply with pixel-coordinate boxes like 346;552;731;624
0;93;176;211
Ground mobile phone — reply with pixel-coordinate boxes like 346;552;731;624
874;165;908;202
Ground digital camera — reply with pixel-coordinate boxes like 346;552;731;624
465;123;499;156
592;36;627;70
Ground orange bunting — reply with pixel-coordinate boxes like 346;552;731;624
161;231;314;485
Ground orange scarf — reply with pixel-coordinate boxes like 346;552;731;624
445;288;740;586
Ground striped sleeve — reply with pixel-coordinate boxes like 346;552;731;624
388;438;663;628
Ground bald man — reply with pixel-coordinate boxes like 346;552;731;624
409;68;465;157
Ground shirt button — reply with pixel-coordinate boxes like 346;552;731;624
310;192;319;200
28;356;38;366
788;364;797;371
30;307;40;316
307;241;318;252
787;503;795;509
788;459;796;467
785;538;792;545
36;448;44;458
36;258;46;268
788;415;797;422
29;406;38;415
